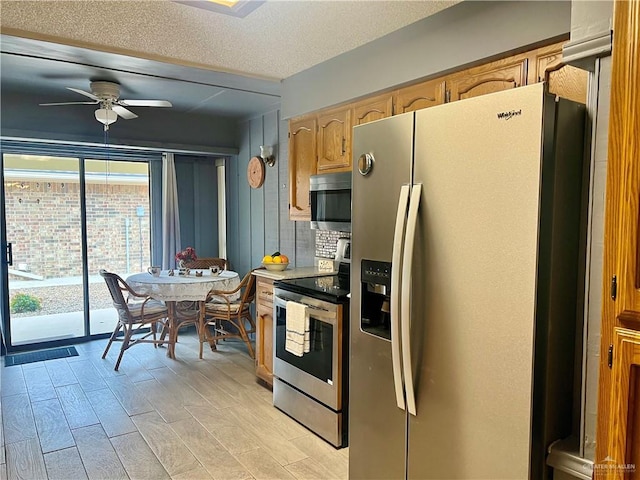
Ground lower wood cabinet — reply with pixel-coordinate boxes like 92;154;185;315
605;328;640;471
255;276;274;386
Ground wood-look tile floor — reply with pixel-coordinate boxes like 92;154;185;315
0;333;349;480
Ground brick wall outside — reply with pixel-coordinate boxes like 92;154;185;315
6;180;150;279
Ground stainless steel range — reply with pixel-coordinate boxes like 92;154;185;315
272;243;350;448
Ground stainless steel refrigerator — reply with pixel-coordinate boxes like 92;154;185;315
349;83;587;479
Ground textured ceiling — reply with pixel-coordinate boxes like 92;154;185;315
0;0;459;81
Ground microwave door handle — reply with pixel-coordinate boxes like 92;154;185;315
401;184;421;416
391;185;410;411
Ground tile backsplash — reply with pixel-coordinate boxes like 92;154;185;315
315;230;351;258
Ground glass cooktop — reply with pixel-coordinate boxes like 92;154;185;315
275;274;350;303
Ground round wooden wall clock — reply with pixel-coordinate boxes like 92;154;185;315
247;156;266;188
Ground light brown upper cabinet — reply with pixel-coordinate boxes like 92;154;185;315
393;79;446;114
288;116;316;221
528;42;588;104
447;55;528;102
352;93;394;125
286;40;588;203
317;107;352;173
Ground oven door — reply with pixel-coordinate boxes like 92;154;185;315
273;289;343;411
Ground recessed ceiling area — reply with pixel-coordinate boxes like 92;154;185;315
0;49;281;120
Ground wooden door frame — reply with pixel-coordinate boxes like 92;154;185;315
595;0;640;472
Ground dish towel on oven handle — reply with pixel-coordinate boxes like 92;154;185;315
285;301;310;357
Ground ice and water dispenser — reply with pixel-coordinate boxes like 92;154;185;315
360;259;392;340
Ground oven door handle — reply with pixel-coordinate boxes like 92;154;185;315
391;184;410;411
401;183;421;416
274;297;337;324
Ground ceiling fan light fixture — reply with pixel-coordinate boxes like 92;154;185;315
95;107;118;126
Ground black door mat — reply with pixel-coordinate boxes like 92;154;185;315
4;346;79;367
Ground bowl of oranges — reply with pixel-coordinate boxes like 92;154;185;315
262;251;289;271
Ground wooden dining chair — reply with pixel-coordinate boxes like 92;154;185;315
199;269;258;359
99;269;170;370
183;257;229;271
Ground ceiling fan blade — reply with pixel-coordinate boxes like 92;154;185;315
113;105;138;119
39;101;98;106
67;87;101;101
120;99;172;107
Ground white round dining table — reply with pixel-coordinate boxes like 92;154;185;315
126;269;240;358
126;269;240;302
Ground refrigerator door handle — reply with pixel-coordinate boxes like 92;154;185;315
401;183;422;416
391;184;410;411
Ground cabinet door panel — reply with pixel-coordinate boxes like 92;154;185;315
448;57;527;101
393;79;445;113
255;277;274;386
353;93;393;125
256;304;274;385
288;117;316;221
529;42;588;104
606;329;640;474
317;108;351;172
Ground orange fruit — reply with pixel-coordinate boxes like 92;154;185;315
272;256;282;264
262;255;273;264
280;254;289;264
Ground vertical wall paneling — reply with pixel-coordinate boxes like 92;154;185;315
174;156;219;258
250;119;265;269
193;164;201;253
237;128;252;277
226;155;240;271
263;110;280;256
175;159;195;249
229;110;315;273
278;117;296;266
149;159;163;267
194;161;219;256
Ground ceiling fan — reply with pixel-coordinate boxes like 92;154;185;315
39;81;172;130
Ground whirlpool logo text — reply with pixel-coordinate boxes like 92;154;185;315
497;109;522;120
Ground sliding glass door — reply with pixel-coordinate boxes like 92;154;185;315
85;159;151;335
1;152;152;351
3;154;85;346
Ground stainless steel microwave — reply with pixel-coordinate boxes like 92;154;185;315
310;172;352;232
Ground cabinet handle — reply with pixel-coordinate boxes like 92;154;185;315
341;137;346;155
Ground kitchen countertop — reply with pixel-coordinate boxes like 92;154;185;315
252;266;334;281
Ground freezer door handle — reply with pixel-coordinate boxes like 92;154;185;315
391;184;410;411
401;183;421;416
